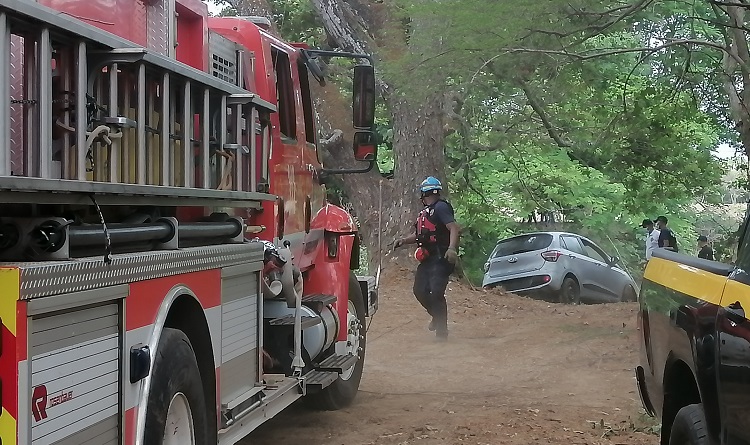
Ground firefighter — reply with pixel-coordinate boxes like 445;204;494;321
393;176;461;340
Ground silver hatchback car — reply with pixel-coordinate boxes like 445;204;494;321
481;231;638;303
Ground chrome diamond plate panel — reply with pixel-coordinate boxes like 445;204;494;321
147;0;169;56
133;0;148;48
11;243;264;299
10;34;24;175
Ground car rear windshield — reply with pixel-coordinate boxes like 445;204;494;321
492;234;553;258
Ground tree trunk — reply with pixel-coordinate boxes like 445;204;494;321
218;0;449;271
308;0;449;272
314;90;446;272
720;5;750;156
390;95;448;233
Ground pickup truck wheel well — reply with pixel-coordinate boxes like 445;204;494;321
164;295;218;443
662;360;701;445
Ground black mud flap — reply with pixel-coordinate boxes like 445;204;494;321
357;275;378;317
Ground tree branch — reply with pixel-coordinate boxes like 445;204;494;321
571;0;655;46
518;81;572;148
709;0;750;7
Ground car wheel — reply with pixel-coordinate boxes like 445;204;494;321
669;403;710;445
621;285;637;302
559;277;580;305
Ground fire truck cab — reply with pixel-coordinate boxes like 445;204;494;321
0;0;379;443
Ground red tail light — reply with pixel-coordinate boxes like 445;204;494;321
541;250;562;262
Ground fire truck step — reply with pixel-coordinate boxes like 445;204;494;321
304;370;339;390
301;294;337;306
315;353;358;373
267;314;322;329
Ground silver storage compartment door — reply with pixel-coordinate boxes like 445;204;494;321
29;301;121;445
220;263;261;406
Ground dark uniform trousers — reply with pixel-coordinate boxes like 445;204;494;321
413;255;454;334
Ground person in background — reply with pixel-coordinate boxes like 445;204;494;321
656;216;679;252
697;235;714;260
393;176;461;340
641;219;660;261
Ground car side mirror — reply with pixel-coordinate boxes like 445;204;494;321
353;130;377;161
610;256;619;265
352;64;376;130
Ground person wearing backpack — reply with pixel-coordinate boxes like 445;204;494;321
655;215;678;252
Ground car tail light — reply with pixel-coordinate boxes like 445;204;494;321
541;250;562;262
483;262;490;273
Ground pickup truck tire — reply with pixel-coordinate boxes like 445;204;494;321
559;277;580;305
305;272;366;410
669;403;710;445
144;328;210;445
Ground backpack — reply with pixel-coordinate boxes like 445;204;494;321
664;229;679;252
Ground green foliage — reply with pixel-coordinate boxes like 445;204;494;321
234;0;746;286
390;0;739;285
213;0;324;44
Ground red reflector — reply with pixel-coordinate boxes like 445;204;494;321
541;250;562;262
542;275;551;283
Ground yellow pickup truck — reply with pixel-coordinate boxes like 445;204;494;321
636;238;750;445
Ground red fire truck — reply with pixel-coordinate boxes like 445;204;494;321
0;0;379;443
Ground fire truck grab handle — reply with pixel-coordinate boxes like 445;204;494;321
129;346;151;383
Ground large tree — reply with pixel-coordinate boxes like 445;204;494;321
214;0;736;278
216;0;452;270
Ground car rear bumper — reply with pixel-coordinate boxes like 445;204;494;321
482;274;557;293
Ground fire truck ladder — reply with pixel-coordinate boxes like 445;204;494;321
0;0;278;261
0;0;275;210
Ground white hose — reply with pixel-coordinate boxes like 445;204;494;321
62;122;124;163
86;124;122;148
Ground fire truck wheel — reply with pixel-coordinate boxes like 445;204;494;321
144;328;211;445
669;403;710;445
307;273;367;410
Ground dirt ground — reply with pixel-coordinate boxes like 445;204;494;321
242;265;660;445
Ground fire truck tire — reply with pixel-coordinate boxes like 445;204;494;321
669;403;710;445
306;272;367;410
144;328;211;445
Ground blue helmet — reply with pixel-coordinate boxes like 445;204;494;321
419;176;443;194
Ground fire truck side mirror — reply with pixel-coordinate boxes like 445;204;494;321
353;131;377;162
352;65;376;130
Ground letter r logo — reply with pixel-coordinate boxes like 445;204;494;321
31;385;48;422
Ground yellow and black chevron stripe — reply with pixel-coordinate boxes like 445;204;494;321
0;267;19;445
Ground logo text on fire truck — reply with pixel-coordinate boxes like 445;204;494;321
31;385;74;422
